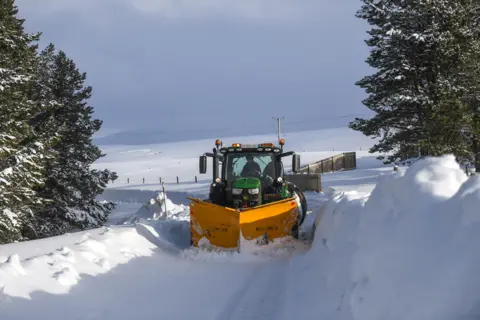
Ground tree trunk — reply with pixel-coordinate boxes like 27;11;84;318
474;112;480;173
476;152;480;174
473;138;480;173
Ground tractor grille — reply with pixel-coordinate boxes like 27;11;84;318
232;189;259;208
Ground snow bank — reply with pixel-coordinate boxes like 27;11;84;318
284;154;480;320
107;191;193;254
0;226;157;299
116;191;189;225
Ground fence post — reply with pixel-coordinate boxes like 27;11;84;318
127;178;130;184
143;178;145;184
177;176;179;184
162;182;167;217
159;177;162;184
195;176;197;183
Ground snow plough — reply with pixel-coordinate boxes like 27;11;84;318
188;139;307;251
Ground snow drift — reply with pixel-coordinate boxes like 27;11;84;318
116;191;189;225
284;154;480;320
0;227;158;300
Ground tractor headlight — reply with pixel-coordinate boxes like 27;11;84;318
232;188;243;195
248;188;259;195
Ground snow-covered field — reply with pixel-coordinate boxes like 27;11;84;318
1;127;479;319
94;126;387;187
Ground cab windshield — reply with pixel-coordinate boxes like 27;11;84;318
222;152;277;186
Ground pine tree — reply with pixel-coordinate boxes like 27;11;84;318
0;0;58;243
29;44;118;238
350;0;480;164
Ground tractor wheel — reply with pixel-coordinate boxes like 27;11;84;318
286;182;307;226
289;185;307;226
291;223;299;239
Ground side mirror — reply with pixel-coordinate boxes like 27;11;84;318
292;154;300;173
199;156;207;174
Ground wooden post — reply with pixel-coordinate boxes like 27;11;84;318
177;176;179;184
195;176;197;183
127;178;130;184
142;178;145;184
159;177;162;184
162;182;167;217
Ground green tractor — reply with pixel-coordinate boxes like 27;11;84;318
189;139;308;249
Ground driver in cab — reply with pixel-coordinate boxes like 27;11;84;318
241;154;261;177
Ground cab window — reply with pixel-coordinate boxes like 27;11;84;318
224;153;275;184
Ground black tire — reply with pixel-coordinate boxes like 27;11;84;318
291;223;299;239
285;182;307;226
292;186;307;226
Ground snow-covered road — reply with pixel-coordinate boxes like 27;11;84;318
215;257;289;320
0;235;316;320
0;190;324;320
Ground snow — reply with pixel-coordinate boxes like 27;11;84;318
1;126;479;319
285;154;480;320
115;191;190;225
1;209;18;228
0;226;157;299
93;126;386;187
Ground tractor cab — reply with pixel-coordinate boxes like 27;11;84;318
199;139;301;209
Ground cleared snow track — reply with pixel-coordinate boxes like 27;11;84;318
122;191;321;320
214;258;290;320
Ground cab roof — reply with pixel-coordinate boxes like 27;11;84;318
219;143;282;155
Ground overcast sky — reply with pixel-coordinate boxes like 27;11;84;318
15;0;373;144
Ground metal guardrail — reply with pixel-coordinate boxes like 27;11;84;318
284;173;322;192
296;152;357;174
284;152;357;192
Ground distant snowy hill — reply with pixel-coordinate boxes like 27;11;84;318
93;120;358;146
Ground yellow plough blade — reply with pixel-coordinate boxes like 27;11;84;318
189;198;240;249
239;198;298;241
188;197;299;251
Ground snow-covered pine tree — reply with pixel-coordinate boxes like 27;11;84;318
0;0;58;243
422;0;480;167
351;0;480;164
30;44;118;238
